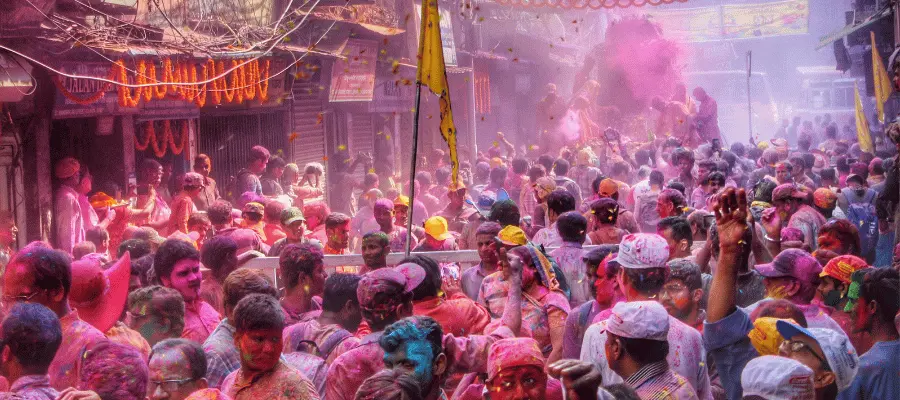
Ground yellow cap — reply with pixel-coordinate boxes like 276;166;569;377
424;216;453;241
498;225;527;246
748;317;796;356
394;195;410;208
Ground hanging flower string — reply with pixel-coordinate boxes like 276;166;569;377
113;58;271;108
135;120;189;158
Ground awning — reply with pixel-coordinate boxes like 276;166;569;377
816;6;892;50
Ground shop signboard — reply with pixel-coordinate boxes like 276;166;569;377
329;39;379;102
53;62;122;119
722;0;809;40
368;70;415;112
413;2;457;66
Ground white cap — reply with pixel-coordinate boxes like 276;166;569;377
613;233;670;270
776;321;860;391
741;355;815;400
602;301;669;341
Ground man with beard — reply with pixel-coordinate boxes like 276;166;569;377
839;268;899;399
220;294;320;400
659;260;704;333
359;232;390;275
325;259;523;400
156;239;221;344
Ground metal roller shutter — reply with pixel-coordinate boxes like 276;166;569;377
348;112;374;183
290;83;327;170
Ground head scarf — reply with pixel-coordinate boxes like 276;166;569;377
522;244;565;296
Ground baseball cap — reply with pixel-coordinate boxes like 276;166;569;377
133;227;165;245
242;202;264;216
776;320;860;391
487;338;545;382
755;248;821;282
280;207;306;226
748;317;797;356
182;172;205;188
598;179;619;198
820;255;869;284
613;233;670;270
772;184;807;202
357;263;426;308
741;355;815;400
600;301;669;341
424;216;452;241
533;177;556;197
497;225;527;246
394;195;410;208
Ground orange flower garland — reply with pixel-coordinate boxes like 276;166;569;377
135;120;189;158
115;58;272;108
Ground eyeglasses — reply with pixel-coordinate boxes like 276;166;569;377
1;291;42;307
780;340;831;371
149;378;197;392
660;283;688;296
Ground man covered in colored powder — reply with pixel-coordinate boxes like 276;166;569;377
278;244;327;325
283;274;363;365
0;303;63;400
220;294;320;400
155;239;221;344
325;255;523;400
372;199;416;252
454;337;565;400
359;232;390;275
2;246;108;391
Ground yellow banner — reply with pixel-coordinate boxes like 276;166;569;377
871;31;893;123
417;0;459;186
854;83;874;153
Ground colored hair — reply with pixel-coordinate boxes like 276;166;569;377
223;268;277;312
380;316;444;362
79;341;149;400
489;200;520;227
233;294;284;332
1;303;62;372
150;339;207;381
279;243;324;290
8;247;71;297
127;285;186;335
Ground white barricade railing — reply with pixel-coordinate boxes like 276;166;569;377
241;244;629;285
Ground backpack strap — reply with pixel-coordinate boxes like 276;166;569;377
318;328;353;360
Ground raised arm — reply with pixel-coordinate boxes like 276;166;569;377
708;188;749;323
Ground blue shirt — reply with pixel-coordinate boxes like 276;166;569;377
703;308;758;400
838;340;900;400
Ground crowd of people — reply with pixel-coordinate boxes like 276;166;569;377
0;105;898;400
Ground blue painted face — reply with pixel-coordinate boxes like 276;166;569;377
383;339;435;387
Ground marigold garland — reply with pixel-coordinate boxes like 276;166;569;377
135;119;189;157
114;58;272;108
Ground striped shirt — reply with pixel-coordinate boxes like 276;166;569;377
626;361;699;400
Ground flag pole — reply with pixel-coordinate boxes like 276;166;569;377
405;82;423;256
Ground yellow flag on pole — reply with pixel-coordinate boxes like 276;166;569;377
417;0;459;187
871;31;893;124
854;83;874;153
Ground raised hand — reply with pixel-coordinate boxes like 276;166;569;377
713;188;749;251
547;359;603;400
760;206;783;239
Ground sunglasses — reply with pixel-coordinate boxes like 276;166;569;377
780;340;831;371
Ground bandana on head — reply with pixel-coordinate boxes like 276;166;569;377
523;244;561;293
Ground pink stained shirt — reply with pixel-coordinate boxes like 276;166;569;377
54;185;85;254
49;311;108;391
325;326;514;400
182;300;222;344
412;292;491;337
222;361;320;400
